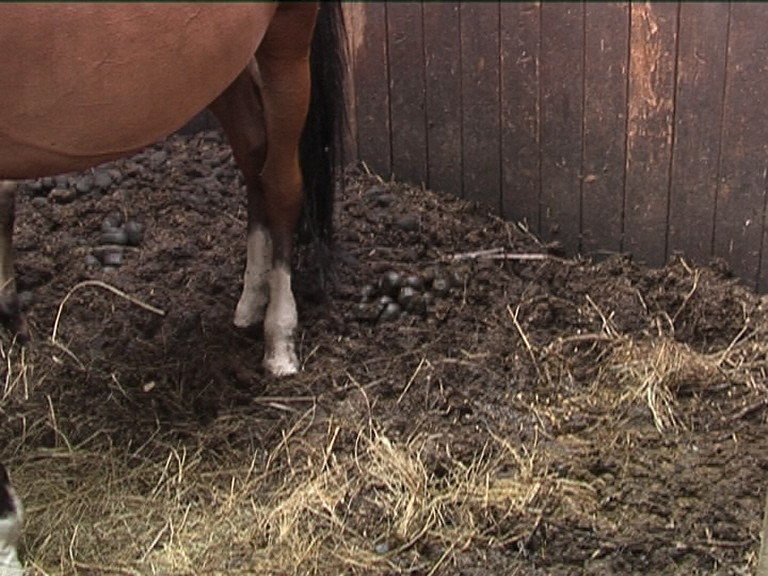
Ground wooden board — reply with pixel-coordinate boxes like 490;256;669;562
387;3;427;186
353;3;390;177
539;2;584;248
716;4;768;290
341;4;364;162
581;3;629;257
667;3;729;264
423;2;461;196
622;3;678;267
500;2;541;232
460;2;501;210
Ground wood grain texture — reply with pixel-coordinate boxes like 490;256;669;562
353;3;390;177
716;4;768;290
500;2;540;231
423;2;461;196
341;4;364;162
623;2;678;266
581;3;629;257
387;3;427;185
460;2;501;210
667;2;729;264
539;2;584;247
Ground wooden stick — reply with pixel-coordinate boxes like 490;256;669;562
445;248;551;262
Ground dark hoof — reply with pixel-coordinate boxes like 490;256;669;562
0;297;29;345
0;462;16;517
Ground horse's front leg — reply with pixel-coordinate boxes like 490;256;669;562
209;63;272;330
0;182;28;343
255;3;318;376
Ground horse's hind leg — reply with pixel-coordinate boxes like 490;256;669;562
0;182;28;343
253;3;318;375
208;62;271;329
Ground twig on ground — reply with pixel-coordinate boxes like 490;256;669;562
46;393;73;452
444;247;552;262
397;357;427;404
585;294;620;339
508;304;543;382
671;269;701;325
51;280;166;343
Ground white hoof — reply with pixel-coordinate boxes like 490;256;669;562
261;266;298;376
263;345;299;377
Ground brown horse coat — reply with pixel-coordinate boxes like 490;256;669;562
0;3;275;178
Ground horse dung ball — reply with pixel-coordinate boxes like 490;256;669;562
360;284;377;303
379;302;401;322
100;228;129;246
100;249;124;267
124;221;145;246
404;274;424;291
431;276;450;296
397;286;418;312
379;270;402;298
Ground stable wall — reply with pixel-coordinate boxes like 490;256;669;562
345;3;768;291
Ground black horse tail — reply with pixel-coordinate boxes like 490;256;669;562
299;1;347;247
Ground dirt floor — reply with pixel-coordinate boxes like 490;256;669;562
1;131;767;575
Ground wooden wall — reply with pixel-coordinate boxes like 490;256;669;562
344;2;768;291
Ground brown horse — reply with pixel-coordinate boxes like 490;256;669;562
0;3;346;375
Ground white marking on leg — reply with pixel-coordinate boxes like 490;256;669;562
262;265;299;376
234;226;272;328
0;482;23;576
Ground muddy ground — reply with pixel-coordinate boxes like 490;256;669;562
1;131;767;575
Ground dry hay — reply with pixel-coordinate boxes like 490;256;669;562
539;283;768;436
601;321;768;434
6;418;552;574
0;335;572;576
603;337;723;432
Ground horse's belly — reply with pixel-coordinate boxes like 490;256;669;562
0;3;276;178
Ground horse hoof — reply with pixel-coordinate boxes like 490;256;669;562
263;351;299;377
233;313;262;329
0;300;29;345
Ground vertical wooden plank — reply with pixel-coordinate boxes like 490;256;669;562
424;2;461;196
539;3;584;248
500;2;541;232
342;4;364;163
581;3;629;257
667;3;729;264
623;3;678;267
461;2;501;211
716;5;768;290
387;3;427;186
353;3;390;177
